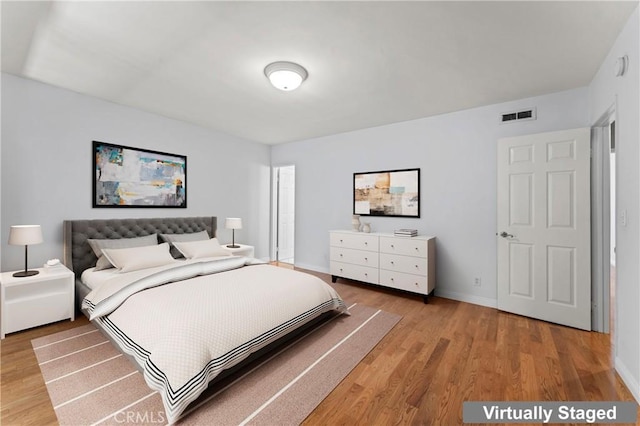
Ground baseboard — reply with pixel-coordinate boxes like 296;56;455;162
615;356;640;404
293;262;329;274
433;289;498;309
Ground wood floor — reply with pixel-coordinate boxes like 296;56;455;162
2;268;638;425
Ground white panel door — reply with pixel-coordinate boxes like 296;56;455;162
497;128;591;330
277;165;295;262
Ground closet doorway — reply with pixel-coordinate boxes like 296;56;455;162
272;165;295;265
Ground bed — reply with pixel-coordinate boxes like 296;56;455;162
62;216;347;423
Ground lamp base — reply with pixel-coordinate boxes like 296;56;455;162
227;244;240;249
13;270;39;278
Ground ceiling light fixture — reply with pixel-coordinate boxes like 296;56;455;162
264;61;308;91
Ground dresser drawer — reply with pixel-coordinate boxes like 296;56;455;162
379;269;427;294
330;247;379;268
330;261;379;284
379;253;426;276
330;232;379;252
380;237;427;257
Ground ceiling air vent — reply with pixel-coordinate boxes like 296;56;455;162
500;107;536;124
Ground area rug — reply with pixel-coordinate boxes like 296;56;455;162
32;303;400;425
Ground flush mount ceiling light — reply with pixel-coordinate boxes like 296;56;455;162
264;61;308;91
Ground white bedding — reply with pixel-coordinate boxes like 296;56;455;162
81;267;117;290
80;256;233;290
82;256;347;423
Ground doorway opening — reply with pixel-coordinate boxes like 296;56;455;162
272;165;295;265
609;120;616;339
591;108;616;337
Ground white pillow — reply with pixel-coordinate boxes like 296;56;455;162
102;243;176;273
159;231;210;258
173;238;232;259
88;234;158;271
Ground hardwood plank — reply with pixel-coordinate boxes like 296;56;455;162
1;317;90;426
2;269;639;425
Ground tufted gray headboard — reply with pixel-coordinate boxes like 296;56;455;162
63;216;216;279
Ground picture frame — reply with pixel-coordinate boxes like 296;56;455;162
353;168;420;217
93;141;187;208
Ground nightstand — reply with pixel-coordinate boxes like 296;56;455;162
222;243;255;258
1;265;75;339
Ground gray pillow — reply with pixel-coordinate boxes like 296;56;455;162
88;234;158;271
159;230;210;258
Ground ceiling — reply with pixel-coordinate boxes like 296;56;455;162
2;1;637;145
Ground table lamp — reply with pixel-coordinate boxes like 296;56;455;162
8;225;43;277
225;218;242;248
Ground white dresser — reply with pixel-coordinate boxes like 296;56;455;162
329;231;436;302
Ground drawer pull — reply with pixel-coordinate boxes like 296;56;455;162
364;273;368;277
415;265;419;269
364;257;368;261
340;253;343;257
415;247;419;251
390;277;394;281
364;242;368;246
340;239;343;243
391;244;395;248
414;282;419;287
340;268;343;272
391;261;395;265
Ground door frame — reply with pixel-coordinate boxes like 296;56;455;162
270;164;296;263
591;103;616;333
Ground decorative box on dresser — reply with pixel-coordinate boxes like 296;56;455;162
330;231;436;303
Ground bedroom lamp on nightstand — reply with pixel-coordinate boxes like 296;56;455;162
225;218;242;248
8;225;43;277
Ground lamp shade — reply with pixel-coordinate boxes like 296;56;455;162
225;218;243;230
8;225;43;246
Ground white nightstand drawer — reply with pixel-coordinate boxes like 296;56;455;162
1;266;75;338
330;261;379;284
380;253;426;276
5;292;71;334
330;232;379;252
222;244;255;258
380;237;427;258
330;247;379;268
379;269;427;294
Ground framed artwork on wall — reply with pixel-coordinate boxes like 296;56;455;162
353;168;420;217
93;141;187;208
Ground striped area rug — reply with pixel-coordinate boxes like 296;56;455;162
32;304;400;425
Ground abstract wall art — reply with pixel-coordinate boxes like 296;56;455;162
93;141;186;208
353;168;420;217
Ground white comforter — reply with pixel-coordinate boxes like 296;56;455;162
82;257;347;423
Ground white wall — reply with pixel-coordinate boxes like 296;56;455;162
1;73;271;270
271;87;588;307
588;6;640;403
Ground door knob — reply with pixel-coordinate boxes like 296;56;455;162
499;231;514;238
